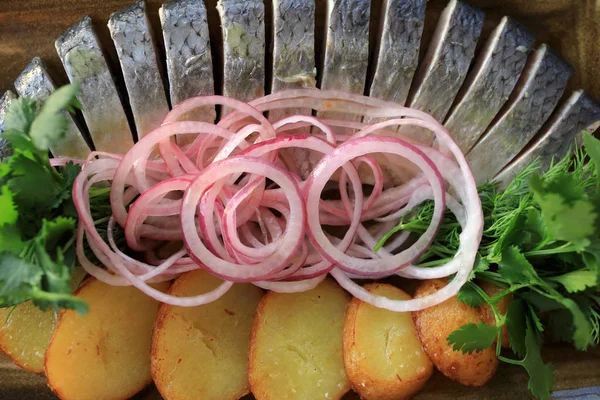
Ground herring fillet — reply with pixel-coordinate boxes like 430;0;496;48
56;16;134;154
466;44;573;185
318;0;370;129
14;57;91;159
404;0;484;144
367;0;425;107
494;90;600;186
270;0;316;121
0;91;16;159
159;0;216;140
217;0;265;114
108;0;170;140
444;17;535;153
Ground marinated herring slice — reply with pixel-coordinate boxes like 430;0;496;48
466;44;573;185
270;0;316;120
56;16;134;154
367;0;425;108
108;0;170;140
0;90;16;159
160;0;216;144
494;90;600;186
404;0;484;144
14;57;91;159
318;0;370;129
217;0;266;114
444;16;535;153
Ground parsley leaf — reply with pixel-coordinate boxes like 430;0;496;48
522;319;554;400
0;185;17;226
498;246;539;285
457;281;486;308
446;322;498;354
551;270;597;293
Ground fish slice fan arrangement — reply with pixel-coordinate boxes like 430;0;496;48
0;1;599;400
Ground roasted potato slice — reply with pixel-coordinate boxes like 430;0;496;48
249;279;351;400
412;279;498;386
343;283;434;400
0;266;87;373
45;278;167;400
478;281;512;348
0;302;57;373
151;270;263;400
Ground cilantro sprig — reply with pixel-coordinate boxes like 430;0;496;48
377;132;600;400
0;85;118;315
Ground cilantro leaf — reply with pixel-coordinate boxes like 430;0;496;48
551;270;597;293
505;299;527;357
522;318;554;400
0;185;17;227
530;174;597;247
582;132;600;188
498;246;540;285
0;225;25;254
457;281;486;308
559;298;593;350
447;322;498;354
3;98;37;136
0;253;43;307
29;84;81;152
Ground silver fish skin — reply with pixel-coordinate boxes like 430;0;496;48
318;0;370;129
108;0;170;140
0;90;16;159
14;57;91;159
368;0;425;107
494;90;600;187
444;16;535;153
217;0;265;114
56;16;134;154
270;0;316;121
466;44;573;185
159;0;215;123
405;0;484;144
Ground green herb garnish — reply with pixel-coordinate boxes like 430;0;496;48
0;85;118;315
377;132;600;400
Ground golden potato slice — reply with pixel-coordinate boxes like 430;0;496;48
151;270;263;400
0;302;57;373
45;278;167;400
0;266;87;374
343;283;434;400
478;281;512;348
249;279;351;400
412;279;498;387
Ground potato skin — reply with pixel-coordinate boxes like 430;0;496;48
412;279;498;387
343;283;433;400
45;278;167;400
249;279;351;400
151;270;263;400
478;281;512;348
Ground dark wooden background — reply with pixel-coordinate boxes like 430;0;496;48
0;0;598;102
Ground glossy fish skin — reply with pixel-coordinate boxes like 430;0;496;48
319;0;370;128
270;0;316;121
445;17;535;153
466;44;573;185
0;91;16;159
108;0;170;139
217;0;265;114
494;90;600;187
159;0;216;128
368;0;425;107
405;0;484;143
56;16;134;154
14;57;91;159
